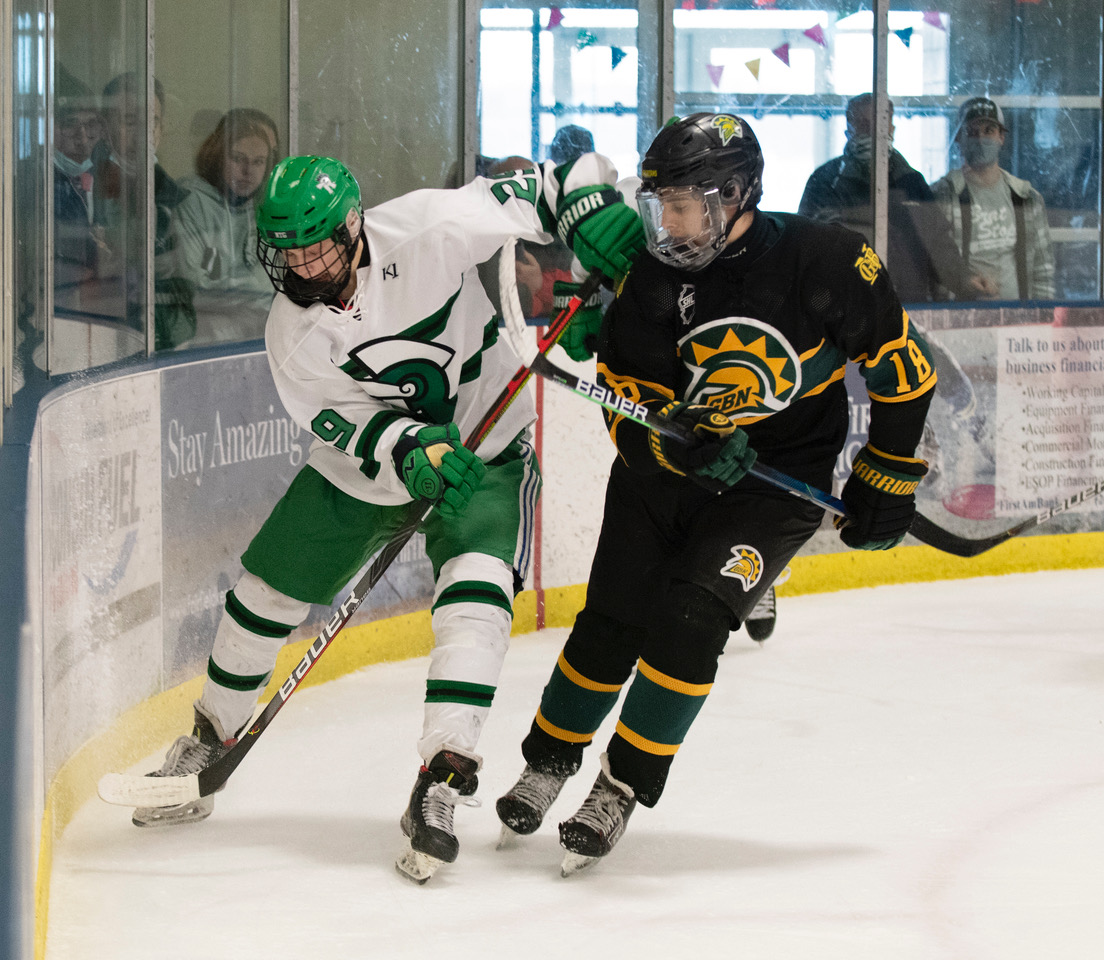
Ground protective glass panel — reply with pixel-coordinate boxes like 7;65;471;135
478;3;640;318
50;0;151;373
673;5;874;218
298;0;463;206
901;3;1101;304
152;0;288;349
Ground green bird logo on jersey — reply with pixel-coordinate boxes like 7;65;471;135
679;317;801;418
342;338;458;423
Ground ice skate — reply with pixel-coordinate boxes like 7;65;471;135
558;753;636;876
396;749;480;884
495;764;570;846
131;706;231;827
745;585;776;642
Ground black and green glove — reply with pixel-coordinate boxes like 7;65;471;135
649;401;757;492
392;423;487;517
836;443;928;550
554;280;603;362
556;186;645;284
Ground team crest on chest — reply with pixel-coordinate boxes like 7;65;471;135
342;337;457;422
679;317;801;418
720;545;763;588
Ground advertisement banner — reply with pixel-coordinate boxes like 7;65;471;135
159;353;435;685
39;373;163;778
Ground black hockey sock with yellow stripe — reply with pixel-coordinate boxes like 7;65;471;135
521;649;625;776
608;580;732;806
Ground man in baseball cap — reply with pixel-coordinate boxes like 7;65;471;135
932;96;1054;300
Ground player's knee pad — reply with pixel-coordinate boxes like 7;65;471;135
429;553;514;678
225;571;311;638
212;572;308;674
561;607;640;684
647;580;734;683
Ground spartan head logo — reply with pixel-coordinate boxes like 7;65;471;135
720;545;763;588
711;115;743;146
679;317;801;418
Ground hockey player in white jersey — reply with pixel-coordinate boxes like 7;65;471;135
131;153;641;884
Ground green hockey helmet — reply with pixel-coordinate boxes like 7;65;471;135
256;156;364;304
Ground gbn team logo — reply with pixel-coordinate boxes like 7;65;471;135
679;317;801;418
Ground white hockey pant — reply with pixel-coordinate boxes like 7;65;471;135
198;571;310;742
419;553;515;763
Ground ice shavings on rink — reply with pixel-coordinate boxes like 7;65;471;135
46;569;1104;960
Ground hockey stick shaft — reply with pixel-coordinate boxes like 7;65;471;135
909;477;1104;557
525;350;849;518
98;256;604;808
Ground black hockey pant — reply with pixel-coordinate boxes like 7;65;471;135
522;462;825;806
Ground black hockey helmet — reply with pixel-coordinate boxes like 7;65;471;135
641;113;764;212
637;114;764;270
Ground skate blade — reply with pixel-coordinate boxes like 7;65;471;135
395;839;443;885
496;824;522;850
132;798;213;828
560;851;600;877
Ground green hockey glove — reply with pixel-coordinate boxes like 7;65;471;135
553;280;603;362
392;423;487;518
556;186;645;284
836;443;928;550
649;401;757;492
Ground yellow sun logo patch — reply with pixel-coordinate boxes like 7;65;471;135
720;545;763;589
679;317;801;418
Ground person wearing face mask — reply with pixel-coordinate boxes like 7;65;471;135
53;66;104;317
800;93;995;303
173;108;282;343
931;97;1054;300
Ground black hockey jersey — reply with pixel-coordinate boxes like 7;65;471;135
596;211;937;483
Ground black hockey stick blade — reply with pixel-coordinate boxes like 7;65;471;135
909;476;1104;558
98;250;601;809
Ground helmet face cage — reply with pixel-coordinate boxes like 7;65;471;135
257;220;358;305
637;185;728;271
640;114;764;267
255;155;363;304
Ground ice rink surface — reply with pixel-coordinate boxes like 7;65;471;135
46;569;1104;960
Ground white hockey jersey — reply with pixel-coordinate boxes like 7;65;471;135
264;160;613;506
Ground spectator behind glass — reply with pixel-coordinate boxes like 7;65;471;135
799;94;995;303
174;108;281;343
53;65;103;318
549;124;594;165
931;97;1055;300
94;72;196;350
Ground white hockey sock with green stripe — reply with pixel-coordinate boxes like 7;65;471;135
199;571;310;740
418;553;514;759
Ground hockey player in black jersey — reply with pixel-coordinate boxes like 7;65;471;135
497;113;938;874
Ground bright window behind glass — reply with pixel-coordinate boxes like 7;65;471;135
481;6;640;181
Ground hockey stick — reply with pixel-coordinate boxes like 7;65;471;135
496;239;848;519
97;254;606;809
909;478;1104;558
